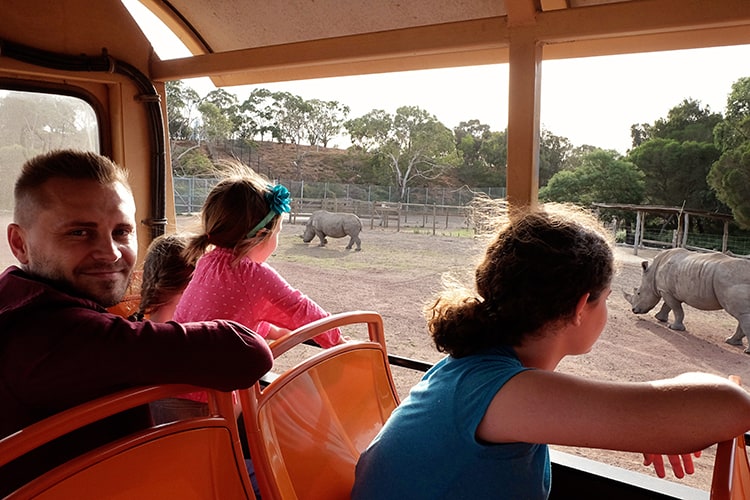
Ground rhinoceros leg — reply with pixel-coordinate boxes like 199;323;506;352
726;324;745;347
315;230;328;247
654;303;671;323
730;313;750;353
660;294;687;330
346;234;362;251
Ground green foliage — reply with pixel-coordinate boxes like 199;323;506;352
708;142;750;229
626;98;726;211
453;121;506;187
171;146;214;177
162;77;750;207
540;149;644;205
628;138;722;210
630;98;721;147
714;77;750;152
708;77;750;229
0;144;32;207
539;129;573;186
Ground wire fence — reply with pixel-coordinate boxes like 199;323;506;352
635;228;750;256
173;177;507;214
173;176;750;254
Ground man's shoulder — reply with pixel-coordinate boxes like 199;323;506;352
0;265;23;281
0;267;103;315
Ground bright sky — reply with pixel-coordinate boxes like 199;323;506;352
124;0;750;155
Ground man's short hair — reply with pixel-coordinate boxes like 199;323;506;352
14;150;131;224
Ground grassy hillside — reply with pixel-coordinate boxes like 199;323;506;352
172;140;371;183
171;140;461;187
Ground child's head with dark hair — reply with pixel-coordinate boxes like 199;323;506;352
137;233;194;320
426;203;615;358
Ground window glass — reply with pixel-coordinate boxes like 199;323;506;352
0;89;99;268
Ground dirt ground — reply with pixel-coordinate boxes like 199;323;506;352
221;214;750;494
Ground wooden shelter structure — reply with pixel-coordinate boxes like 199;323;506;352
593;203;736;255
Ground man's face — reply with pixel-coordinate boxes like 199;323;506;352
8;178;137;307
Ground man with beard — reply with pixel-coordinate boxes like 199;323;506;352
0;150;273;494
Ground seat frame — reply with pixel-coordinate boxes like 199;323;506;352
240;310;400;500
710;376;750;500
0;385;256;499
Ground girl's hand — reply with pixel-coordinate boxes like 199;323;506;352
642;451;701;478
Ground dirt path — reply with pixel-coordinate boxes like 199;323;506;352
181;216;749;492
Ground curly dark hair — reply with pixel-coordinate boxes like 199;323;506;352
426;203;615;358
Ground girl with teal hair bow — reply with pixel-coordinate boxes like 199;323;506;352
171;161;347;366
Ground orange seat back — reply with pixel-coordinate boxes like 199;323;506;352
711;376;750;500
0;385;256;499
239;311;400;500
107;270;142;318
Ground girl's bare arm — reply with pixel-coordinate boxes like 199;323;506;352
477;370;750;455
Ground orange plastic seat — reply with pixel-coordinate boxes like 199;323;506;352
710;376;750;500
0;385;256;499
239;311;400;500
107;270;142;318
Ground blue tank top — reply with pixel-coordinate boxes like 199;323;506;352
352;346;550;499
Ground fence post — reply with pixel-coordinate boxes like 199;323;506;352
633;211;642;256
682;213;690;248
189;177;195;213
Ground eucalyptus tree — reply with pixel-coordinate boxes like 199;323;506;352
200;89;241;141
239;88;278;141
453;120;506;187
197;100;234;143
266;91;309;145
165;80;201;140
306;99;350;148
346;106;461;200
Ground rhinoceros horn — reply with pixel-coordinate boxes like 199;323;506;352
623;288;637;305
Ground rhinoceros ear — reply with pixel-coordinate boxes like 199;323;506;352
641;261;649;272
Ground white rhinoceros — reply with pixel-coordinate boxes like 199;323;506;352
624;247;750;352
301;210;362;251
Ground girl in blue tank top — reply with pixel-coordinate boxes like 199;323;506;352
352;203;750;499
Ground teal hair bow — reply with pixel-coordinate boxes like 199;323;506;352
266;184;291;215
246;184;292;238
